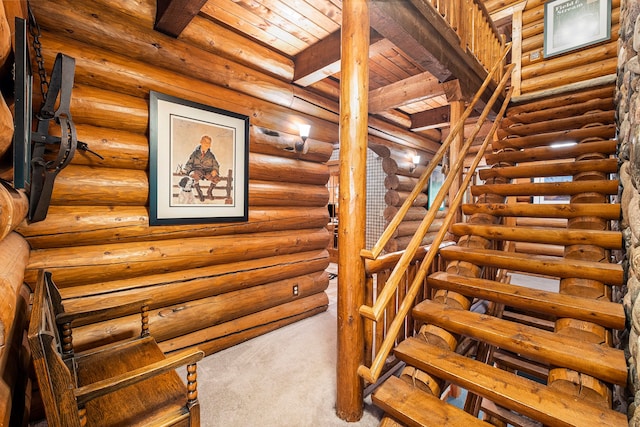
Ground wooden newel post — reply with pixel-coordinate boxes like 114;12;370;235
336;0;369;421
448;100;465;227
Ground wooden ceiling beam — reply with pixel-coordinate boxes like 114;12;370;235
370;0;499;107
154;0;207;37
410;106;451;131
369;0;452;82
293;29;384;87
368;71;444;113
412;107;486;131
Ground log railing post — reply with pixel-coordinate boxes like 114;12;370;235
511;5;526;96
453;0;463;43
448;100;465;228
336;0;369;421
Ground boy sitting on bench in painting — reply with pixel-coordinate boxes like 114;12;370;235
184;134;221;202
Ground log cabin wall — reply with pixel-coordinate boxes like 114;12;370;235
4;0;359;358
617;0;640;424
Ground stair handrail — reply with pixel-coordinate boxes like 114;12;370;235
359;52;513;323
358;78;515;385
361;42;512;262
359;64;514;322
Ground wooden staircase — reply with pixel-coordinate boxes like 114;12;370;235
371;87;627;426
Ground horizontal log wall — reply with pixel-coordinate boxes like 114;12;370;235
377;149;443;253
516;0;620;96
0;233;30;427
11;0;368;357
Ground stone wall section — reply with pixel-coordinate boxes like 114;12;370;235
617;0;640;423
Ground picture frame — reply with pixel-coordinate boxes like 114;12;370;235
149;91;249;225
543;0;611;58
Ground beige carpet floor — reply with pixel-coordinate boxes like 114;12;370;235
190;263;384;426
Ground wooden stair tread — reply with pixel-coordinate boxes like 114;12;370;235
502;310;555;331
478;158;618;180
428;272;625;329
485;139;617;164
379;416;405;427
497;111;615;139
461;203;620;220
372;376;489;427
514;242;565;257
503;97;614;127
492;125;616;151
394;338;627;427
411;300;627;385
492;350;549;381
440;246;623;285
515;217;567;228
450;223;622;249
471;179;619;197
491;125;616;151
480;398;542;427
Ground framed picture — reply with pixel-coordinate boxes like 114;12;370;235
543;0;611;58
149;91;249;225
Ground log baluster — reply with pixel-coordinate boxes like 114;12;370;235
78;407;87;427
141;303;150;338
186;363;198;405
61;322;74;357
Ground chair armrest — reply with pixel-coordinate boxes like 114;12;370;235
56;298;152;326
74;348;204;406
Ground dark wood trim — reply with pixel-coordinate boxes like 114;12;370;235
294;29;384;87
155;0;208;37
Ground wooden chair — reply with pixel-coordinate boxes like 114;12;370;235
27;270;204;426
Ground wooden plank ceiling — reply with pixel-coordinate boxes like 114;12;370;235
155;0;517;148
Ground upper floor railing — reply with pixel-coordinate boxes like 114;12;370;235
423;0;505;82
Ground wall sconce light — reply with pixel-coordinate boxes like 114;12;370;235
410;155;420;173
295;124;311;152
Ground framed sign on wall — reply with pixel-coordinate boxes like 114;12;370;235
149;91;249;225
543;0;611;58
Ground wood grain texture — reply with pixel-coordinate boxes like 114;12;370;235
373;376;489;427
428;272;625;329
439;246;623;285
395;338;627;426
412;301;626;385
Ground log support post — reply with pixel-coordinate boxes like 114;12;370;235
336;0;369;421
448;100;465;228
510;5;525;97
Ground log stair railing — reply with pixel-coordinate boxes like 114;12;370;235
357;44;514;386
371;84;626;425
